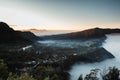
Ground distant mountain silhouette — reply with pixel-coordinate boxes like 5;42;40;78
41;27;120;40
23;28;47;32
0;22;40;43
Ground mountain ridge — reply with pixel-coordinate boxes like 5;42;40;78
40;27;120;40
0;22;40;43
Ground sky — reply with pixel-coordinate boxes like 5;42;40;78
0;0;120;30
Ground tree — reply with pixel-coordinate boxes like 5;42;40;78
84;69;99;80
78;74;83;80
102;67;120;80
0;59;9;80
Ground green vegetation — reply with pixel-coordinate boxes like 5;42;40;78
0;59;35;80
31;64;69;80
102;67;120;80
7;73;35;80
78;67;120;80
1;59;120;80
0;59;8;80
0;59;69;80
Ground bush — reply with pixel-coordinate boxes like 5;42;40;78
78;67;120;80
102;67;120;80
7;73;35;80
0;59;9;80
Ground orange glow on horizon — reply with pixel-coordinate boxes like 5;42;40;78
10;24;120;32
0;7;119;32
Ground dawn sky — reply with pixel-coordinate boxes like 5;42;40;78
0;0;120;30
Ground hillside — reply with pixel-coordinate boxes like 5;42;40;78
41;28;120;40
0;22;40;43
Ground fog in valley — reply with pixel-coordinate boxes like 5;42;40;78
69;34;120;80
35;32;120;80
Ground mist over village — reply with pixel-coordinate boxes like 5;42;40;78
0;0;120;80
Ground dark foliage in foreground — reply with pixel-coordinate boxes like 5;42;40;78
1;59;120;80
103;67;120;80
78;67;120;80
0;59;9;80
0;59;69;80
30;64;69;80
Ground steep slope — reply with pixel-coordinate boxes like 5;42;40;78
0;22;40;43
